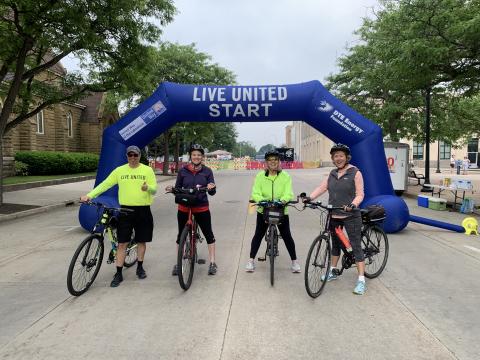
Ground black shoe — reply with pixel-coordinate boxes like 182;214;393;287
110;272;123;287
172;264;178;276
208;262;217;275
136;267;147;279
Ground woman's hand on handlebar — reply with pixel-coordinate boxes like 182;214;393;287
207;183;216;190
299;192;311;204
343;203;356;212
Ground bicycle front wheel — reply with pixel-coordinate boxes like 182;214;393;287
362;225;389;279
304;234;331;298
177;226;195;290
267;225;277;286
67;234;104;296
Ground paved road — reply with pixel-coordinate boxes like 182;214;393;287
0;169;479;359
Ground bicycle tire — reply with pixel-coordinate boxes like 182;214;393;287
177;226;195;290
123;228;138;268
304;234;331;298
123;240;138;268
67;234;104;296
267;225;277;286
362;224;389;279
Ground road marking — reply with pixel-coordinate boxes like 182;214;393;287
64;226;81;232
464;245;480;253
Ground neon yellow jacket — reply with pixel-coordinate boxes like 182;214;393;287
87;164;157;206
251;170;294;214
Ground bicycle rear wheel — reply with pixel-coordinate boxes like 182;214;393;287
123;229;138;268
304;234;331;298
362;224;389;278
67;234;104;296
177;226;195;290
267;225;277;286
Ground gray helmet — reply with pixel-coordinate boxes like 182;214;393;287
188;143;204;155
330;143;350;156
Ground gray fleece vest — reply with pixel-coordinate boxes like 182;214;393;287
328;166;359;217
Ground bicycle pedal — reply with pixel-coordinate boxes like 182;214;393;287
258;257;266;262
106;259;113;264
197;259;206;264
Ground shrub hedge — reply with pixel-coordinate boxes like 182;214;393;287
15;151;99;175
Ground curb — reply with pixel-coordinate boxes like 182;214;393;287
0;200;78;223
0;176;173;224
3;175;96;192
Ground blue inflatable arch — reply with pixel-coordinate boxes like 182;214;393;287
79;81;410;233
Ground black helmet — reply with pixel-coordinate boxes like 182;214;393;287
265;150;280;160
330;143;350;156
189;143;204;155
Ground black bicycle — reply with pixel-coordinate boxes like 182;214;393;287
303;200;389;298
67;202;138;296
249;199;299;286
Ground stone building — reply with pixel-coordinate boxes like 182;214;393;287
1;60;118;177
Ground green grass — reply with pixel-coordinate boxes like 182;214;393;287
3;172;96;185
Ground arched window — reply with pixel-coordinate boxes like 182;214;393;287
66;111;73;137
36;111;44;134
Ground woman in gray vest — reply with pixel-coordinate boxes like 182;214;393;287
304;143;366;295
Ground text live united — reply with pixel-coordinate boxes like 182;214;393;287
192;86;288;118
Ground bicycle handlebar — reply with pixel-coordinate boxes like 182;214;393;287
80;200;134;213
166;186;210;195
249;198;300;207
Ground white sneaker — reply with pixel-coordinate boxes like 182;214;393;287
245;259;255;272
291;260;301;273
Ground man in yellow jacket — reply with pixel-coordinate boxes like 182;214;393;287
81;145;157;287
245;150;301;273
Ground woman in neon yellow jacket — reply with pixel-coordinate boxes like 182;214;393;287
245;150;301;273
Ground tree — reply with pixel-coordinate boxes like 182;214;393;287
108;42;237;174
210;123;237;152
0;0;176;204
327;0;480;142
232;141;257;158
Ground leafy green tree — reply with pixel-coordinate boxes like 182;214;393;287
108;42;237;174
327;0;480;143
0;0;176;204
232;141;257;158
210;123;237;152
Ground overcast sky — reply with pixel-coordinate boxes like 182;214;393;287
162;0;379;149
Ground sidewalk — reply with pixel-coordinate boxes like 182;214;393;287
0;174;174;223
403;167;480;215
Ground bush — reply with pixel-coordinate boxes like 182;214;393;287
14;161;29;176
15;151;99;175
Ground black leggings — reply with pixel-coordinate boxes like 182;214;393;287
249;213;297;260
177;210;215;244
330;216;364;262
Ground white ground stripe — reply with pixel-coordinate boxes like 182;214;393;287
464;245;480;253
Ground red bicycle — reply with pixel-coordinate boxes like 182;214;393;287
168;186;208;290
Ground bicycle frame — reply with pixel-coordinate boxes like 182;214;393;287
185;208;200;261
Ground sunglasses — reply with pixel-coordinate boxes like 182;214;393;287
127;153;139;157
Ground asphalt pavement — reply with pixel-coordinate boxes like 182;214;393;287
0;169;479;360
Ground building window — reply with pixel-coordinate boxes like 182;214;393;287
412;141;423;160
36;111;44;134
439;141;451;160
467;138;478;153
66;111;73;137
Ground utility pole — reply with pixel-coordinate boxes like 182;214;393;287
421;88;432;192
